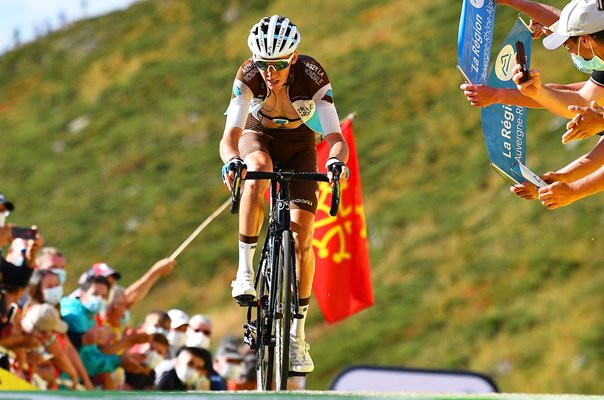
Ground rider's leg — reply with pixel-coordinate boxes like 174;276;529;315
289;208;316;373
289;209;315;340
231;150;272;300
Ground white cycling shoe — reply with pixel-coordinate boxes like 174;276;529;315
289;336;314;373
231;274;256;303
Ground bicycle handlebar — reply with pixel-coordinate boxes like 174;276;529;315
230;168;243;214
230;170;341;216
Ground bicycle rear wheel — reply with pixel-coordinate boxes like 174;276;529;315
274;229;293;390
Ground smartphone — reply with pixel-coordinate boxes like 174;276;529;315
515;41;530;83
5;303;18;324
11;226;38;240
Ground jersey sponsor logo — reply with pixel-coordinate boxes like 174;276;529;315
292;198;313;207
304;62;326;86
241;62;259;83
295;100;315;118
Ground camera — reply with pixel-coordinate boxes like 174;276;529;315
11;226;38;240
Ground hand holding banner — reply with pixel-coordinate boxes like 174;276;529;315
457;0;496;84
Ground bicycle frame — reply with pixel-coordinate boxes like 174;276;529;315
235;168;341;391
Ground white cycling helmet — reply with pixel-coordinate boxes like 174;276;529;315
247;15;300;59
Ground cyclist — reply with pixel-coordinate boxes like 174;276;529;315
219;15;349;374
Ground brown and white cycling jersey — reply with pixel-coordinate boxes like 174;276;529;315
225;55;341;138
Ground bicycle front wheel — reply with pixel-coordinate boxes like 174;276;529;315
274;229;293;390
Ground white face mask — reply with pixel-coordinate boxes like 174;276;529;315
217;362;242;381
42;286;64;305
193;375;210;391
175;365;200;386
167;331;186;349
185;331;211;349
143;350;164;370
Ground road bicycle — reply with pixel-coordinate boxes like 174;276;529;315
230;166;341;390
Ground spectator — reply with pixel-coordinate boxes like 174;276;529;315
166;309;189;356
60;276;146;380
123;333;169;390
73;263;122;299
185;314;212;349
29;270;63;306
20;303;79;388
213;338;243;390
229;347;257;390
139;310;171;336
198;345;226;391
515;0;604;120
98;285;149;389
26;269;94;389
155;347;210;391
35;247;67;285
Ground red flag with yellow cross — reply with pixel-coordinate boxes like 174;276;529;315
313;115;373;323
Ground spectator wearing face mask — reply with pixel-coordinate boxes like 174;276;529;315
97;286;149;389
155;346;211;391
139;310;171;336
122;333;169;390
166;309;189;357
29;270;63;307
25;269;93;389
185;314;212;350
213;338;243;390
20;303;79;389
35;247;67;286
60;276;146;380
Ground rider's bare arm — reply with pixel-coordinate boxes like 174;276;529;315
324;132;349;164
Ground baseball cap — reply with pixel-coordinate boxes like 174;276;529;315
0;193;14;212
216;343;243;360
216;336;243;360
167;308;190;329
543;0;604;50
90;263;122;280
21;304;68;334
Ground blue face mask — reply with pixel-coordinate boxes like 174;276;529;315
83;295;106;314
120;309;131;326
571;39;604;73
50;268;67;285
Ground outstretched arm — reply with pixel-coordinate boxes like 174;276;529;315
510;136;604;200
538;161;604;209
460;82;585;108
513;66;604;118
125;258;176;306
496;0;560;26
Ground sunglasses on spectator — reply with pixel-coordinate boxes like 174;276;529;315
192;327;211;335
253;53;295;71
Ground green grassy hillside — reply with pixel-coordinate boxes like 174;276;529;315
1;0;603;393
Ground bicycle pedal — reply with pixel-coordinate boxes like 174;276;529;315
235;295;256;307
294;313;303;319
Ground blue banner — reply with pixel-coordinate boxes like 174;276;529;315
457;0;496;84
480;18;532;184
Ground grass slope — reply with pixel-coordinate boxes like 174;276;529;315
1;0;603;393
